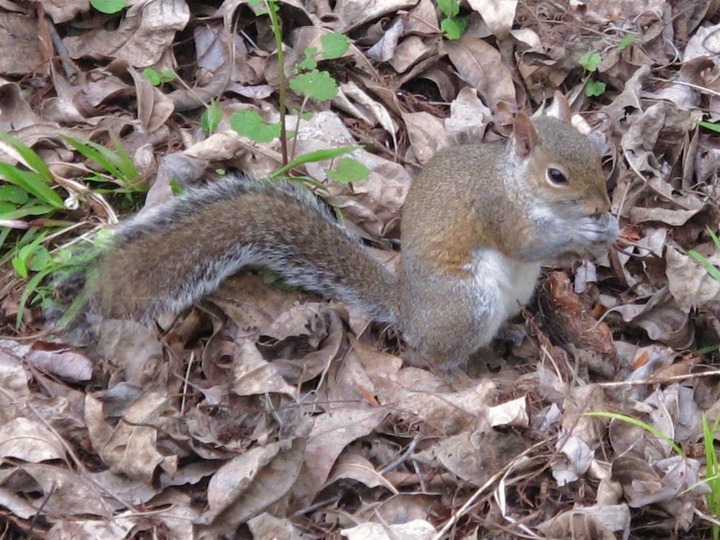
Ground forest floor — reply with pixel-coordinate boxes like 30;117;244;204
0;0;719;538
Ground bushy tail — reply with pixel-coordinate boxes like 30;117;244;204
67;176;400;326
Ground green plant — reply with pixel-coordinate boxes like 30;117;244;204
703;414;720;539
577;35;634;98
62;136;144;193
0;133;72;317
689;228;720;282
0;132;65;222
234;0;368;184
578;51;606;98
617;34;636;51
90;0;126;14
586;411;684;456
143;67;175;86
201;99;222;134
437;0;467;40
0;133;143;326
698;120;720;134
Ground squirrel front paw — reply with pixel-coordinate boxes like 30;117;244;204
574;213;619;246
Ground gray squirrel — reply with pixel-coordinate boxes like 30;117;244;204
61;97;618;370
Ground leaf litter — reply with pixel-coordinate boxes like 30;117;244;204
0;0;719;538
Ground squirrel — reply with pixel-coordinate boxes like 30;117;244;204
59;95;618;370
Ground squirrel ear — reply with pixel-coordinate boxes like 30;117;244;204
512;111;540;158
546;91;572;122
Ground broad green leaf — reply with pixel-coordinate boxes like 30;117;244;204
270;145;361;178
441;17;467;40
90;0;126;14
437;0;459;17
16;267;53;326
298;47;319;71
584;79;606;97
617;34;636;51
27;245;52;272
708;227;720;248
64;137;123;181
579;51;602;72
326;158;370;183
201;99;223;134
321;33;350;59
230;110;282;143
290;70;338;101
143;67;174;85
0;227;9;251
143;68;162;86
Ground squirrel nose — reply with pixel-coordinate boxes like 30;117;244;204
584;195;610;215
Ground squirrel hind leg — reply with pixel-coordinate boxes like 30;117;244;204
44;268;99;345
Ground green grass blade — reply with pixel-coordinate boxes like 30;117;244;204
708;228;720;249
63;136;125;180
689;250;720;282
16;267;52;327
270;145;362;178
586;411;684;456
703;414;720;540
0;163;64;208
0;204;58;220
86;139;141;185
0;131;53;180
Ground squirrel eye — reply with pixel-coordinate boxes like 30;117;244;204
546;167;569;186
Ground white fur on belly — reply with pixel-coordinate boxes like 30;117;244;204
466;249;541;321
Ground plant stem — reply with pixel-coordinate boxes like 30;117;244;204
266;0;288;165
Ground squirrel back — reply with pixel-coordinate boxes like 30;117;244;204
81;177;399;324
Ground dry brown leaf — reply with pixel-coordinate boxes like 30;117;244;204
402;111;446;163
21;463;114;516
48;519;134;539
612;288;694;349
85;392;176;483
444;35;516;112
247;512;302;540
445;87;492;143
389;35;436;74
0;417;66;463
367;17;405;62
334;0;417;33
467;0;517;36
666;245;720;312
327;452;398;492
64;0;190;65
26;343;93;382
0;81;37;131
0;12;42;76
291;408;388;508
538;504;630;540
232;340;297;397
342;520;437;539
197;419;309;533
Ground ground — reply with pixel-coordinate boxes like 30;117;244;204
0;0;719;538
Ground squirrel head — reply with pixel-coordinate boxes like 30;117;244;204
508;104;610;220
